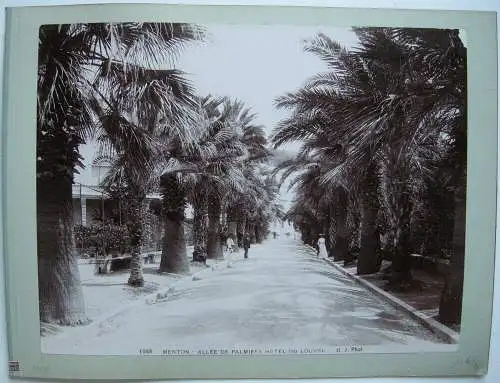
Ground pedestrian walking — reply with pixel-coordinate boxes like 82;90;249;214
226;236;235;253
225;236;235;267
243;233;251;259
317;234;328;259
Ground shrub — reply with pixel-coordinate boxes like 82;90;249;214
74;222;130;257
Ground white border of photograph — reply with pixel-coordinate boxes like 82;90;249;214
1;0;498;382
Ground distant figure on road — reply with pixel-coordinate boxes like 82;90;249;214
226;236;235;253
243;233;251;259
317;234;328;259
225;236;235;268
273;231;277;239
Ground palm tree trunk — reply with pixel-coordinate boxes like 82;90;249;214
238;214;247;247
227;206;238;241
327;218;336;258
438;88;467;325
126;191;147;286
389;189;413;284
192;196;208;262
345;194;361;265
159;174;189;274
380;150;413;283
439;180;466;325
37;176;90;325
236;221;243;247
207;195;223;259
357;166;382;275
301;228;309;244
323;219;332;257
220;206;228;229
333;189;349;261
422;176;454;258
249;224;257;244
255;225;263;243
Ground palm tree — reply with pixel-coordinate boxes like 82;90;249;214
157;96;222;272
185;95;248;262
275;30;448;278
274;27;466;323
354;27;467;318
94;62;200;286
159;172;191;273
158;96;272;271
284;193;322;247
237;170;281;244
37;22;205;324
219;100;271;245
272;33;386;274
272;130;352;262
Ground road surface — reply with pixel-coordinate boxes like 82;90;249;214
43;237;453;355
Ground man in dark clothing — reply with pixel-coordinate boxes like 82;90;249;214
243;233;251;259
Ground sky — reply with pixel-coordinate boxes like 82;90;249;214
78;25;465;212
173;24;359;134
172;24;360;209
76;24;360;211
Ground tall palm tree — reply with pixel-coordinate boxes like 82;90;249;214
157;97;224;273
220;100;271;244
354;27;467;319
275;30;449;277
37;22;205;324
94;62;200;287
272;33;386;274
236;170;281;244
158;96;272;271
157;97;218;273
185;95;248;262
159;171;191;274
274;27;466;323
272;128;351;262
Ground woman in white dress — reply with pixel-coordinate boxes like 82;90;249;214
317;235;328;259
226;236;235;253
225;236;235;267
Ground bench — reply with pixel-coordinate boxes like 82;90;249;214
95;253;159;274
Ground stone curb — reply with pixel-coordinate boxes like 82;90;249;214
322;258;460;344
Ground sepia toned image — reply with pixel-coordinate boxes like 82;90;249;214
35;21;467;357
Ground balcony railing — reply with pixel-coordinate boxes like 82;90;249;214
72;182;161;200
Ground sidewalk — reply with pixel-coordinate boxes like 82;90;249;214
41;247;245;339
323;257;459;343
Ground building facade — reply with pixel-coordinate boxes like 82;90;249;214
72;142;161;227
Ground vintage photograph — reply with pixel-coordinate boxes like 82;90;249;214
37;22;466;356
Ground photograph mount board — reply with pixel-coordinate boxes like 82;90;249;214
1;2;497;380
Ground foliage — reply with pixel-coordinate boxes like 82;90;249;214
272;27;466;322
37;21;207;295
75;222;130;256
